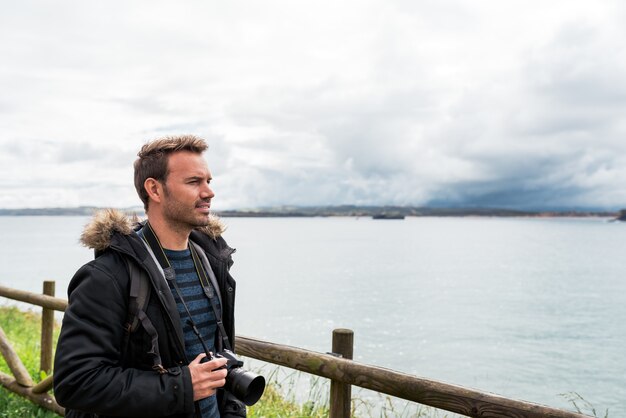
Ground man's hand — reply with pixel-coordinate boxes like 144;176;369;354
189;353;228;401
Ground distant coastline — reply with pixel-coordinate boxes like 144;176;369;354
0;205;619;218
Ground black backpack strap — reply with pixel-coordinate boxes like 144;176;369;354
122;256;167;374
126;258;151;333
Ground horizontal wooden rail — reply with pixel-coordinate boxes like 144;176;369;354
0;285;67;311
236;335;589;418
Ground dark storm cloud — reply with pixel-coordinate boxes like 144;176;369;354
399;17;626;210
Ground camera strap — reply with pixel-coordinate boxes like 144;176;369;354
141;222;232;353
189;243;233;352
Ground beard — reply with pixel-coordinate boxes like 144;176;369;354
161;188;211;232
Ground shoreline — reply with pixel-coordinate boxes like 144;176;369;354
0;206;620;219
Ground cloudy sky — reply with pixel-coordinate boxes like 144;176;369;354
1;0;625;210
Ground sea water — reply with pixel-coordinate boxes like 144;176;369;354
0;215;624;415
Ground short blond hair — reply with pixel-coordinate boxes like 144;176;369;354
134;135;208;211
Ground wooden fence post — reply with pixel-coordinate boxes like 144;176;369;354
329;328;354;418
40;281;55;374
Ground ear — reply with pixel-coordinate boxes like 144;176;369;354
144;178;164;205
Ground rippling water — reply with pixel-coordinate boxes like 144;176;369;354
1;215;624;415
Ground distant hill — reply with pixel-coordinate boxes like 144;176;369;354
217;205;534;217
0;205;617;218
215;205;617;218
0;206;143;216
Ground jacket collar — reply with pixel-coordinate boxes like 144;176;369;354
80;208;227;252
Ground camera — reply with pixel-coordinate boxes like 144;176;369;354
212;349;266;406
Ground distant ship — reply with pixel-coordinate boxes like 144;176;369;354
372;213;405;220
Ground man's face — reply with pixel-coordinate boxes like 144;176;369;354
160;150;215;230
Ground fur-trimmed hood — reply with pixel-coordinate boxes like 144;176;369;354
80;208;227;251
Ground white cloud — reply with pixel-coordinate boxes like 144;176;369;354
1;0;625;209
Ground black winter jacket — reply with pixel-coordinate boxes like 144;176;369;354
53;209;238;418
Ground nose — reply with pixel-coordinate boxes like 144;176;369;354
200;182;215;199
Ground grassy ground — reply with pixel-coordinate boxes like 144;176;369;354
247;367;331;418
248;383;329;417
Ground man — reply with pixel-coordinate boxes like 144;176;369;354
54;135;244;418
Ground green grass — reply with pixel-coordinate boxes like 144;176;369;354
560;392;610;418
247;365;330;417
0;306;59;417
249;382;329;417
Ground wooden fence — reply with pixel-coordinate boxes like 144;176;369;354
0;282;590;418
0;282;63;415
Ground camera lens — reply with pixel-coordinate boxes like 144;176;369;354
225;368;266;406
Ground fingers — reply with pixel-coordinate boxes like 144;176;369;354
189;353;228;370
189;356;229;401
190;352;207;365
204;357;228;371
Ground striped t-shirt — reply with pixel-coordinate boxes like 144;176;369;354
164;248;221;418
